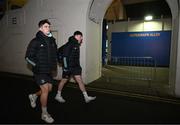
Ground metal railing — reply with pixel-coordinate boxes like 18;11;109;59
109;57;156;81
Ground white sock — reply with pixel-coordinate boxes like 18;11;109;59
83;91;88;98
42;107;48;114
57;90;62;96
33;94;38;99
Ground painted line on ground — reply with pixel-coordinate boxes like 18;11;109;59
67;84;180;105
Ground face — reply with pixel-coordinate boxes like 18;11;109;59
75;35;83;44
39;23;50;36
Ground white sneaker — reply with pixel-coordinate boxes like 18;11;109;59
28;94;37;108
55;94;66;103
41;113;54;123
85;96;96;103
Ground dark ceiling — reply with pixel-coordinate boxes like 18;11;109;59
104;0;172;21
124;0;172;20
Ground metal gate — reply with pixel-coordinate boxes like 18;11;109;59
109;57;156;81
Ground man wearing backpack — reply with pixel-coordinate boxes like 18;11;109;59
55;31;96;103
25;19;57;123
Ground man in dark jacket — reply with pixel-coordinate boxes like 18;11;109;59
25;19;57;123
55;31;96;103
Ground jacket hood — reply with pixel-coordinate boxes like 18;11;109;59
68;36;80;45
36;31;55;41
36;31;47;39
69;36;76;41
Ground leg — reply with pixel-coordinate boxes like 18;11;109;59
55;78;68;103
40;84;49;108
73;75;86;92
30;74;54;123
58;69;70;91
29;79;50;108
40;83;54;123
58;78;68;91
74;75;96;103
48;83;52;92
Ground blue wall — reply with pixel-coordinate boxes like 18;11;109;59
111;31;171;66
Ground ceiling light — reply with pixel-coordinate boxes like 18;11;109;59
106;25;109;30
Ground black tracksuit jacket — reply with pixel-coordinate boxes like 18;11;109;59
62;36;81;70
25;31;58;73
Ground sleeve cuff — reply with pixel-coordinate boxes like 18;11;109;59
25;57;36;66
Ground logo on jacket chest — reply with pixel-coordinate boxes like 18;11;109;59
40;43;54;47
73;47;79;50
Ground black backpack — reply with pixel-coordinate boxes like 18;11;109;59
57;44;66;64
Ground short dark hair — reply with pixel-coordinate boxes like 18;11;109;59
73;31;83;36
38;19;51;28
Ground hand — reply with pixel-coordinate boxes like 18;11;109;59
63;68;69;72
63;68;70;76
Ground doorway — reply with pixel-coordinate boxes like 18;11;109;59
89;0;175;97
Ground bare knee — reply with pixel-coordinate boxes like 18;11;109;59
74;75;82;83
40;84;49;95
60;78;68;83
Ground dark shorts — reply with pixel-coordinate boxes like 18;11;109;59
34;73;54;86
62;67;82;79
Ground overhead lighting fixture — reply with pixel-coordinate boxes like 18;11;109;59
106;24;109;30
145;15;153;21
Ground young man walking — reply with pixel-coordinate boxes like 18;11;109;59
25;19;57;123
55;31;96;103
